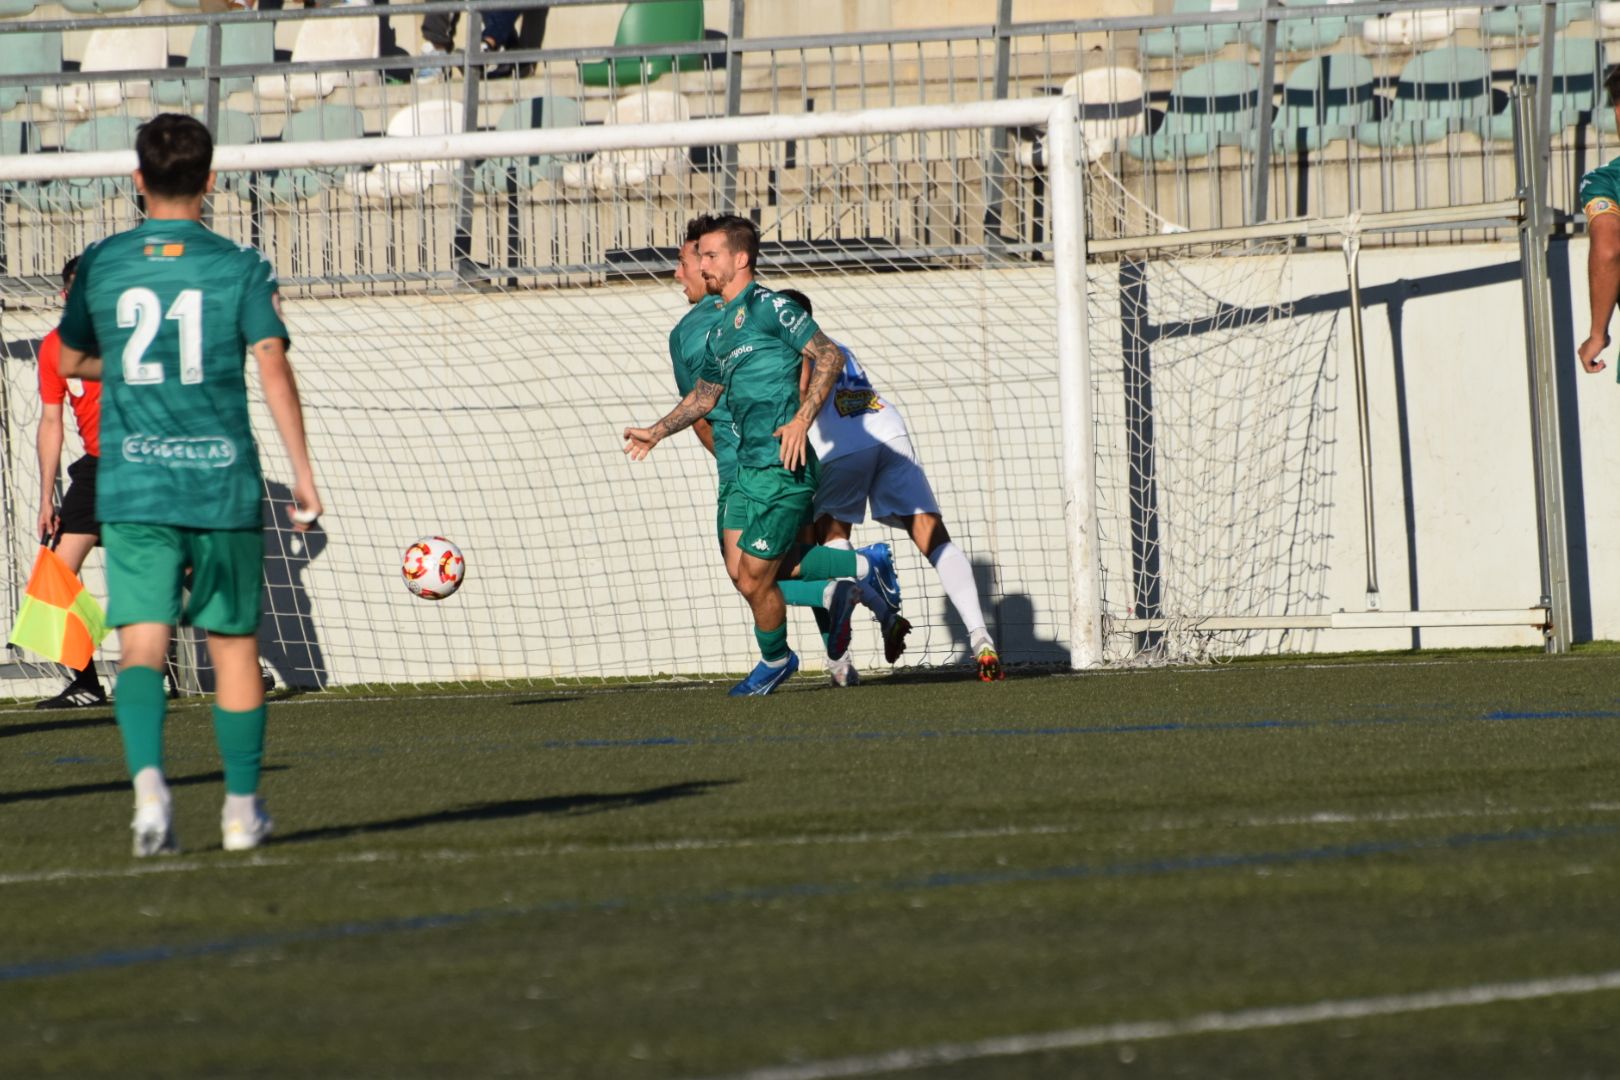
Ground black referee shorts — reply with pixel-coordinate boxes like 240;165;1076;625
56;453;99;542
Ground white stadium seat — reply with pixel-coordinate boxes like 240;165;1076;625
255;14;379;102
342;99;464;198
562;90;691;191
1362;6;1481;46
36;28;166;117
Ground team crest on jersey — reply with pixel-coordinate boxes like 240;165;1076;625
835;388;883;417
733;308;746;329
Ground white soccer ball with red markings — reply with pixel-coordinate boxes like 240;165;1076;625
402;536;465;600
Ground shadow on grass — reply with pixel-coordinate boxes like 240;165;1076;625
0;765;290;806
507;697;581;708
274;778;738;845
0;714;116;739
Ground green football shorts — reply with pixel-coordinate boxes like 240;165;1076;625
716;479;749;543
733;461;816;562
103;522;264;635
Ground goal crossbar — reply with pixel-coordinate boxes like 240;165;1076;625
0;97;1069;182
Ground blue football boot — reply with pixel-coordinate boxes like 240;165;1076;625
728;650;800;696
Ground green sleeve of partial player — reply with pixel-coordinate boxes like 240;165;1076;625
56;242;100;355
1578;159;1620;217
670;328;695;397
237;248;289;347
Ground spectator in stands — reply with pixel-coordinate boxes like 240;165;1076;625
419;4;548;80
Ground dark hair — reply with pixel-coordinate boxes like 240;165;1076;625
61;255;80;285
699;214;760;271
1608;64;1620;108
776;288;812;318
683;213;724;246
136;113;213;199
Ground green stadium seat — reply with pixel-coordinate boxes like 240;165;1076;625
0;0;37;17
1247;0;1363;53
1355;46;1493;149
1480;37;1604;141
1141;0;1260;60
1480;1;1587;38
167;0;200;7
155;22;276;107
13;116;139;212
1260;52;1377;153
0;30;61;113
258;105;366;204
59;0;141;11
1126;61;1260;161
578;0;706;89
474;97;585;194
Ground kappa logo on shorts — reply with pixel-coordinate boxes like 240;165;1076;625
751;537;770;552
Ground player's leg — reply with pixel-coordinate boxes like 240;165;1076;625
776;522;860;683
188;526;275;850
870;437;1002;680
102;522;184;856
726;469;817;695
36;457;108;708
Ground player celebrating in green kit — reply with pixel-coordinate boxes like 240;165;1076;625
628;215;865;695
58;114;321;856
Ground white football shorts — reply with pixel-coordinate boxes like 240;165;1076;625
812;435;940;527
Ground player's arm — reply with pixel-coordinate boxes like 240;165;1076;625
1582;208;1620;373
57;345;102;380
775;331;842;471
254;337;323;532
35;403;64;540
624;379;722;460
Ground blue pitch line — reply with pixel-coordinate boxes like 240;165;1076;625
4;822;1613;985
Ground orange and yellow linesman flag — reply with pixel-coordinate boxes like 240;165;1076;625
7;546;108;669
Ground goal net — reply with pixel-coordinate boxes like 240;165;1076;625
0;96;1341;690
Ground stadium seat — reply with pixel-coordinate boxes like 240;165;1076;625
343;99;463;198
578;0;706;88
1126;61;1260;161
0;30;60;113
1480;1;1584;38
37;27;166;117
1355;46;1493;148
255;13;379;102
257;105;366;204
155;22;276;107
1601;1;1620;26
167;0;201;7
561;90;690;190
13;116;139;212
1140;0;1261;60
1070;67;1147;160
212;108;257;197
1479;37;1604;140
60;0;141;11
0;0;37;17
1362;6;1481;46
1246;0;1363;53
474;96;585;194
1258;52;1378;152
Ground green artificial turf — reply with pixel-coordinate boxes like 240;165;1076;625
3;653;1619;1078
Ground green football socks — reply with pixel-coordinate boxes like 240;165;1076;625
114;665;167;777
213;704;268;796
755;622;791;663
796;546;859;582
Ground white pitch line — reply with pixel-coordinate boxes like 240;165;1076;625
3;802;1618;888
694;970;1620;1080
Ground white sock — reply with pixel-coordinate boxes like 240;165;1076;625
821;581;840;609
133;767;169;806
761;654;789;670
928;541;989;643
223;793;259;822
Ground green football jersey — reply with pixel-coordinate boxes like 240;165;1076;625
699;282;820;470
58;218;289;531
669;296;739;484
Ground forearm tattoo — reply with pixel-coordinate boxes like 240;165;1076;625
651;380;722;440
796;332;843;422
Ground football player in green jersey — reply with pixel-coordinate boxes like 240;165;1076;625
58;113;322;857
1579;66;1620;375
628;215;870;695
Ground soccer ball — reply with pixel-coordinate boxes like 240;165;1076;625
402;536;465;600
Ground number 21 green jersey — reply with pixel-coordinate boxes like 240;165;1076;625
58;218;289;531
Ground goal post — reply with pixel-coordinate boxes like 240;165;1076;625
0;94;1556;690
